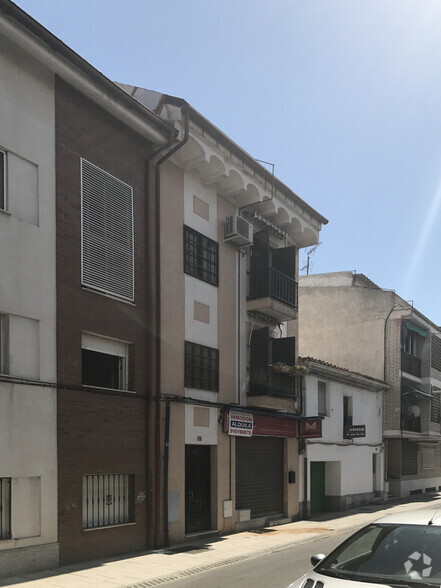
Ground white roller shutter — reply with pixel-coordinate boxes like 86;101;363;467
81;159;134;301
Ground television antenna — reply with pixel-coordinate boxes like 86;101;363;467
301;243;322;275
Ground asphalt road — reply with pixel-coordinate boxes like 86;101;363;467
165;528;354;588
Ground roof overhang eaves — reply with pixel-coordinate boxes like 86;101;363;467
302;358;388;392
159;97;328;226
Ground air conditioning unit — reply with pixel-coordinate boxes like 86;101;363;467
224;215;253;247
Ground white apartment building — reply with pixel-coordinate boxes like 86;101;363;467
0;14;58;575
298;358;387;516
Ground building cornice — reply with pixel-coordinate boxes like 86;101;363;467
300;357;388;392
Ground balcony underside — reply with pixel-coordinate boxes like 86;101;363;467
247;297;298;322
247;393;300;412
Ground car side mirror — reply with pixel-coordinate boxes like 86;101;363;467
311;553;326;566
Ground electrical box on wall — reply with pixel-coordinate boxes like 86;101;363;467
223;500;233;518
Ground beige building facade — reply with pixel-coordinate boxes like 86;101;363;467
122;84;328;542
298;271;441;499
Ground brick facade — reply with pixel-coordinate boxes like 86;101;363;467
55;78;156;564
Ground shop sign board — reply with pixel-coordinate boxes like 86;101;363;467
344;424;366;438
300;418;322;439
228;412;253;436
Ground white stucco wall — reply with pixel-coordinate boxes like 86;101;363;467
303;372;384;503
0;33;58;572
183;171;219;443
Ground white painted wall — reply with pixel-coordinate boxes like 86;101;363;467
0;33;58;572
183;172;218;240
184;390;218;445
183;171;219;443
303;372;384;502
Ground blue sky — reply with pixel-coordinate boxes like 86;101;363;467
15;0;441;323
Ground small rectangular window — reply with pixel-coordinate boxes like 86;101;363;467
0;478;11;540
185;341;219;392
184;225;219;286
318;381;327;417
82;474;134;529
0;151;5;210
82;334;128;391
343;396;353;427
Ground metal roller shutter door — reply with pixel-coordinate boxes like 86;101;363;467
236;436;283;518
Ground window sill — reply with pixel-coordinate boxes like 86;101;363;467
82;385;136;396
83;522;136;532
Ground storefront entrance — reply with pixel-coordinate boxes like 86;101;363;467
236;436;284;519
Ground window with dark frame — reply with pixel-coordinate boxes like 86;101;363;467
185;341;219;392
82;349;124;390
0;477;11;540
82;474;134;529
184;225;219;286
0;151;5;210
318;381;327;417
343;396;353;428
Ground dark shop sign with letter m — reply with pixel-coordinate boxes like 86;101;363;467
344;424;366;439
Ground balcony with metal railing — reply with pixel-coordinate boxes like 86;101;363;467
247;267;298;322
249;366;301;406
401;351;422;378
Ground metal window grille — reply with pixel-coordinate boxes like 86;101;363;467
432;335;441;372
431;392;441;424
0;478;11;540
185;341;219;392
82;474;134;529
81;159;134;301
184;226;218;286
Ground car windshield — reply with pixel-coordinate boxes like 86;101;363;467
315;523;441;585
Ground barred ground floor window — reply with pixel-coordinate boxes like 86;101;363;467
82;474;134;529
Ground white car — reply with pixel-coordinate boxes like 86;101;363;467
288;508;441;587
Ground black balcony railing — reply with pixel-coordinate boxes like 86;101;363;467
402;415;421;432
249;267;298;309
401;351;422;378
249;366;301;399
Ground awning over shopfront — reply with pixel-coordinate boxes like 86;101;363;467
224;409;322;439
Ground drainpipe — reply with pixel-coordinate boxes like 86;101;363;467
163;398;171;547
149;106;190;548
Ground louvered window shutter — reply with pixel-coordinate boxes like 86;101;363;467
81;159;134;301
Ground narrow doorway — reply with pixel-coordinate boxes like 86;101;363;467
185;445;211;533
310;461;326;514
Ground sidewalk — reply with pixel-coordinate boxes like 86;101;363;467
3;493;441;588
